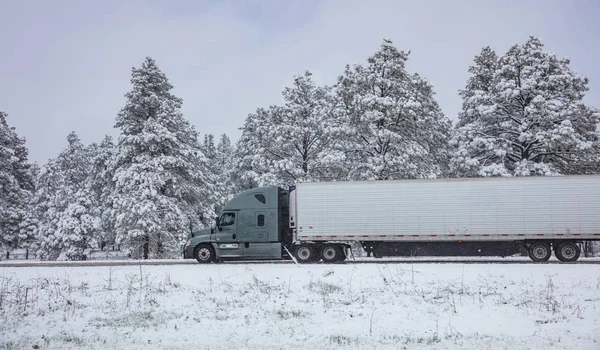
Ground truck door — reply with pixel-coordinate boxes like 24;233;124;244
215;211;242;257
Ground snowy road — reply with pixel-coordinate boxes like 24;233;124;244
1;262;599;349
1;256;600;267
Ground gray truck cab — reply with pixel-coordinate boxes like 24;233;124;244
183;186;291;262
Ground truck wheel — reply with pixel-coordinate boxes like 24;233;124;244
194;244;215;264
555;242;580;262
528;242;551;262
321;245;341;263
294;244;315;263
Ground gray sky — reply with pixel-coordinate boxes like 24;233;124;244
1;0;599;165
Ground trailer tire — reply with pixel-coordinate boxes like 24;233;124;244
294;244;315;263
528;242;551;262
555;242;580;262
321;245;341;263
194;244;215;264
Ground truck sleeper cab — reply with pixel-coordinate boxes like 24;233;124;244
183;187;296;262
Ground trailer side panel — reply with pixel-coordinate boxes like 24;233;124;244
295;176;600;242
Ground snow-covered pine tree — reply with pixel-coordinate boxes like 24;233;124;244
233;110;268;191
32;158;63;260
215;134;236;214
237;71;338;187
334;39;452;181
89;135;117;250
198;133;237;216
0;111;35;258
200;134;217;168
199;134;225;215
451;36;600;177
111;57;215;259
35;132;99;260
19;162;40;257
456;46;499;128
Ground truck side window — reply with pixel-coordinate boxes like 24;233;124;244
255;194;266;204
257;214;265;227
220;213;235;226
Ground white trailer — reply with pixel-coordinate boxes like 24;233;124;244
289;175;600;262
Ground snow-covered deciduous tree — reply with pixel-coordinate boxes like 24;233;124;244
111;57;215;259
237;71;339;187
334;39;452;181
451;37;600;177
0;111;35;257
35;132;99;260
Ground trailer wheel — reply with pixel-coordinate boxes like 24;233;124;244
321;245;341;263
528;242;551;262
294;244;315;263
555;242;580;262
194;244;215;264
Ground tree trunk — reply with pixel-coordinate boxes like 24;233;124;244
157;237;164;258
143;235;149;260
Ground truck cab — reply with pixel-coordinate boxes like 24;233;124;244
183;187;292;262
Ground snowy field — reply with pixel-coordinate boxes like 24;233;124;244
1;263;599;350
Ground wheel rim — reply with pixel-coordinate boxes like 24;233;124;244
297;247;311;260
560;245;576;259
197;247;211;261
532;245;548;259
323;247;337;260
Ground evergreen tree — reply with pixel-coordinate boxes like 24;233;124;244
457;46;499;128
237;71;339;187
215;134;235;214
234;110;269;191
32;158;63;260
0;111;35;257
334;39;452;180
451;37;600;177
111;57;215;259
35;132;99;260
89;135;117;249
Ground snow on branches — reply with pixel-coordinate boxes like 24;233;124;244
451;37;600;177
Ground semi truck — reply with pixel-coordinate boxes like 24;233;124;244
183;175;600;263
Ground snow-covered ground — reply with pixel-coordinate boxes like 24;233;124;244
1;263;599;350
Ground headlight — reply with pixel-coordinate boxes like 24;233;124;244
186;240;191;247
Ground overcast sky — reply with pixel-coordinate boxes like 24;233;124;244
1;0;599;165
